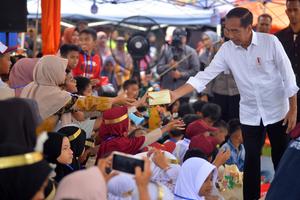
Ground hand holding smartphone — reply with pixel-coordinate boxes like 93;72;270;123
112;151;145;175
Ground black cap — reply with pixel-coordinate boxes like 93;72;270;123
173;28;187;37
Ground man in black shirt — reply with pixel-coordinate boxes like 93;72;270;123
276;0;300;122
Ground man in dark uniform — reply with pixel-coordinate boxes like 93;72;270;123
276;0;300;121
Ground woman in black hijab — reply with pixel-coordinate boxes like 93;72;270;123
0;143;51;200
58;126;87;170
43;132;74;183
0;98;40;148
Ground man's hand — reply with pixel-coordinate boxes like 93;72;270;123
283;109;297;133
172;70;182;79
283;95;297;133
169;84;195;104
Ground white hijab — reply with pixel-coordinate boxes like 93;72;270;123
108;173;135;200
174;157;217;200
21;55;71;119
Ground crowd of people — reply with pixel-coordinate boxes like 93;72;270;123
0;1;300;200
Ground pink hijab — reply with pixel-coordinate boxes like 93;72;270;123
55;167;107;200
20;55;71;119
9;58;39;97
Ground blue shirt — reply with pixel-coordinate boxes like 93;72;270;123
220;140;245;171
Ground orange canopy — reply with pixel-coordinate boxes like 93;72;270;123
41;0;61;55
236;0;289;33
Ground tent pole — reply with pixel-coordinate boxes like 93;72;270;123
33;0;40;57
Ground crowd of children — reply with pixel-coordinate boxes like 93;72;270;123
0;23;273;200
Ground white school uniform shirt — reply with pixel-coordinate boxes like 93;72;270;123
173;138;191;164
0;77;14;100
187;31;299;126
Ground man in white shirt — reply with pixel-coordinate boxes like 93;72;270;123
170;7;298;200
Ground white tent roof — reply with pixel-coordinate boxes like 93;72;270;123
27;0;233;25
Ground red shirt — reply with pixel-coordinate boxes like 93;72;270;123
72;53;102;81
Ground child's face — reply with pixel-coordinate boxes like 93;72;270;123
232;128;243;144
57;137;73;164
98;34;107;46
67;51;79;69
213;127;228;144
199;172;213;197
79;33;96;52
83;83;93;96
104;62;114;73
126;84;139;99
71;30;79;45
64;73;77;93
0;53;12;75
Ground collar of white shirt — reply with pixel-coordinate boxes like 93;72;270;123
231;31;258;49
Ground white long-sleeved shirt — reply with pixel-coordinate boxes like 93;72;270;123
187;31;299;126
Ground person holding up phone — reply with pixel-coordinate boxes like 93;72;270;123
97;106;185;158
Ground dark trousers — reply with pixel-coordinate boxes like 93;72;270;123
241;120;289;200
212;93;240;122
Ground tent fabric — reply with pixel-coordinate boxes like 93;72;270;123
41;0;61;55
236;0;288;33
27;0;233;25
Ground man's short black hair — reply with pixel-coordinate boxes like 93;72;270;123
60;44;80;58
258;13;272;22
183;149;208;163
201;103;221;122
192;100;207;113
226;7;253;28
80;28;97;41
123;79;138;90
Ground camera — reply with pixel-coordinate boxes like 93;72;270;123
171;28;187;48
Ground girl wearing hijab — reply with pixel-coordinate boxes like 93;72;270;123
54;166;107;200
0;98;40;148
0;143;51;200
43;132;74;183
20;55;135;123
97;106;185;158
174;157;218;200
199;31;220;70
9;57;39;97
108;173;136;200
58;125;87;170
101;56;118;91
62;27;79;45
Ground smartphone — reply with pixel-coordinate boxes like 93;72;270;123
112;152;144;175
